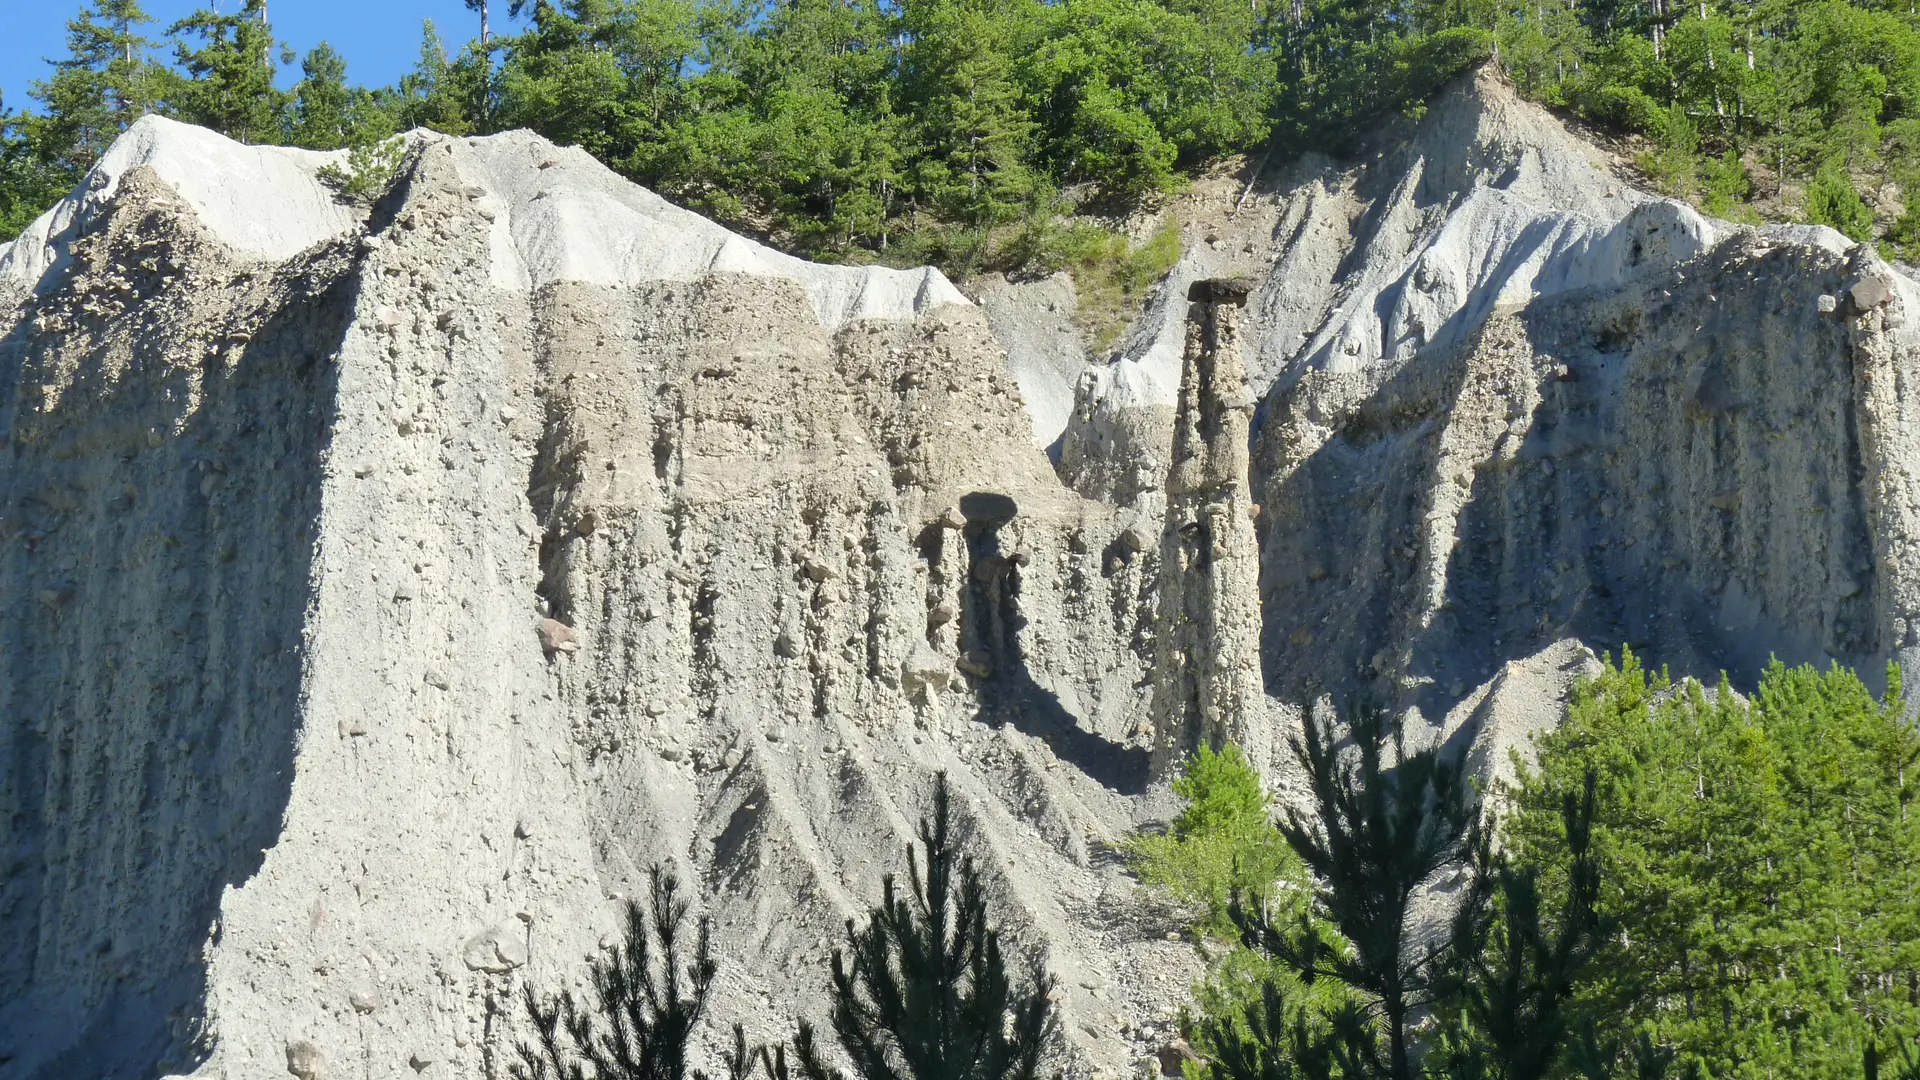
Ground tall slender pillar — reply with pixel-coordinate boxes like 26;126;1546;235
1149;278;1269;777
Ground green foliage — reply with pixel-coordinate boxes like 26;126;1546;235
1123;743;1356;1080
391;21;483;137
286;43;354;150
1428;771;1611;1080
1807;163;1877;239
24;0;1920;261
512;864;717;1080
1019;0;1274;197
1230;705;1480;1080
1506;651;1920;1078
494;2;634;163
1634;105;1699;199
1477;0;1920;239
1270;2;1494;156
1201;655;1920;1078
1197;712;1617;1080
1189;945;1363;1080
5;0;167;239
1199;977;1347;1080
730;0;908;252
1016;219;1182;355
1128;742;1299;938
1887;206;1920;262
0;99;73;239
0;0;1489;267
1698;150;1754;217
316;135;408;203
814;772;1059;1080
1173;743;1273;836
25;0;161;178
162;0;286;145
287;42;398;151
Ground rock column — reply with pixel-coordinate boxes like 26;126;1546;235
1149;278;1270;776
1845;250;1920;684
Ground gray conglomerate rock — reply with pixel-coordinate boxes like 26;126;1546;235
6;66;1920;1080
1031;64;1920;735
0;120;1191;1080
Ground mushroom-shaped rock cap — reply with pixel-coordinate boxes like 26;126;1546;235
959;491;1020;523
1187;277;1253;306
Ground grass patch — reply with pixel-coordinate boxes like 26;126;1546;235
843;210;1184;353
1042;219;1183;355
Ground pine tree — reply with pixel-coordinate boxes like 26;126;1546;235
1429;770;1608;1080
1564;1024;1674;1080
26;0;158;178
730;0;906;252
395;21;478;137
1198;979;1343;1080
512;864;718;1080
1;95;73;240
810;772;1058;1080
163;0;286;145
1126;742;1299;938
1505;653;1920;1079
1229;704;1476;1080
466;0;496;46
899;0;1043;236
496;1;630;159
286;43;357;150
1019;0;1274;198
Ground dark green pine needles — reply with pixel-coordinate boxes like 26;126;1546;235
815;771;1059;1080
1428;770;1611;1080
1230;705;1477;1080
513;864;717;1080
512;774;1056;1080
1201;655;1920;1079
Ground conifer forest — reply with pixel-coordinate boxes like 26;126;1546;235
12;0;1920;265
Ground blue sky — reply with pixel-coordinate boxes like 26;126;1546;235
1;1;526;108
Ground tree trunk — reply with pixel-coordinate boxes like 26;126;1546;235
1386;994;1412;1080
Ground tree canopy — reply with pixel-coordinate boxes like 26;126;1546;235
11;0;1920;271
0;0;1461;270
1502;653;1920;1077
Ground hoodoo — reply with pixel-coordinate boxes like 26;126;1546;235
6;67;1920;1080
1148;278;1269;777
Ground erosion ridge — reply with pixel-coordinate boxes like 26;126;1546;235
1029;64;1920;750
3;67;1919;1080
0;114;1215;1080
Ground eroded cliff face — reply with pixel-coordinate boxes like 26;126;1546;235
0;122;1220;1080
1255;235;1920;719
1024;65;1920;758
7;67;1920;1080
0;168;355;1077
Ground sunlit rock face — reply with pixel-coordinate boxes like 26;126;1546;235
7;72;1920;1080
